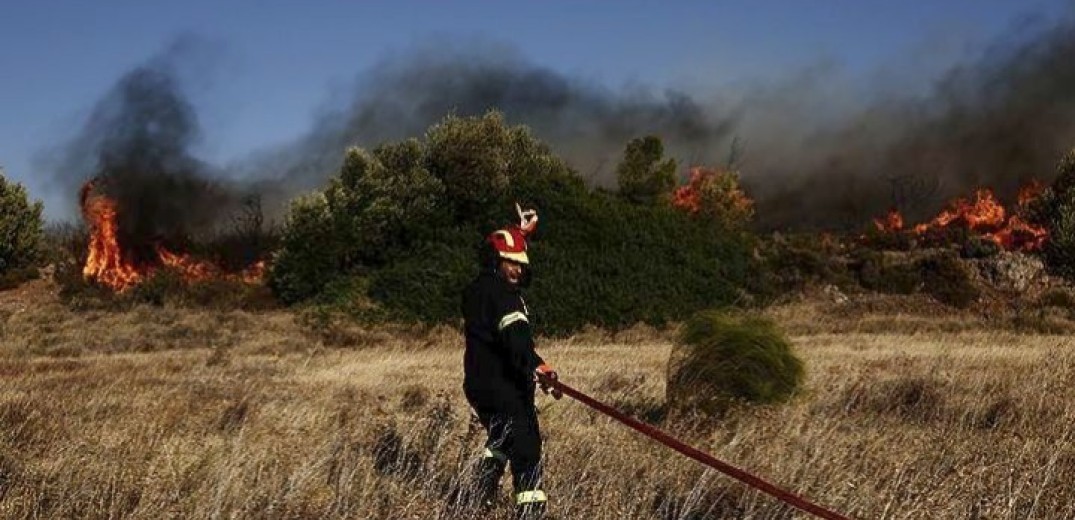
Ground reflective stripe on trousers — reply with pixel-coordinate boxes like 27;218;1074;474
515;490;547;505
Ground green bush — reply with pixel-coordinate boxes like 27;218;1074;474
616;136;676;204
327;143;444;264
666;310;804;418
270;112;758;334
0;170;44;283
268;194;342;303
918;253;979;309
750;234;856;300
853;249;979;308
960;236;1001;259
1033;149;1075;279
855;250;920;294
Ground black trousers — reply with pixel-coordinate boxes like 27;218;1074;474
471;395;543;493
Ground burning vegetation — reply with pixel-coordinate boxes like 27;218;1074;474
670;167;754;225
80;180;265;292
870;182;1049;253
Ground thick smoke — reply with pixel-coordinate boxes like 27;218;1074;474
261;14;1075;231
52;40;239;264
50;10;1075;235
259;44;737;196
741;13;1075;230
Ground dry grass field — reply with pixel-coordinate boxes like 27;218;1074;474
1;280;1074;519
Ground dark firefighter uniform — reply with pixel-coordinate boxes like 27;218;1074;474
462;223;554;518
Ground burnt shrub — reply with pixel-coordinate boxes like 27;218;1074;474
859;226;915;251
667;310;803;418
127;269;186;306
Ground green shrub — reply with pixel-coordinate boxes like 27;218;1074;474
750;234;856;300
1033;149;1075;279
616;136;676;204
855;250;920;294
854;249;979;308
918;253;979;308
327;144;444;264
960;236;1001;259
666;310;804;418
0;171;44;284
271;112;757;334
0;266;39;291
268;194;342;304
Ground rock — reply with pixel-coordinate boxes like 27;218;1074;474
823;284;850;304
976;252;1046;292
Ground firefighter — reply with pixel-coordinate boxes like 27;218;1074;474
462;205;560;519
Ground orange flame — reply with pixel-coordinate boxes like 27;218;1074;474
870;182;1049;252
157;246;219;281
81;182;143;291
671;167;754;218
80;180;266;291
873;208;904;232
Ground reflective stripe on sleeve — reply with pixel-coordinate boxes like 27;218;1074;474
498;311;529;331
515;490;547;504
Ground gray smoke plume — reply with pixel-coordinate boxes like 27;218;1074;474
49;8;1075;236
737;13;1075;230
50;38;240;265
261;13;1075;231
256;44;738;197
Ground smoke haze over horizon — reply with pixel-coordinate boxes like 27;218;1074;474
33;3;1075;231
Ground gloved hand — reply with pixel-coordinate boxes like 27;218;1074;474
535;363;562;400
516;202;539;236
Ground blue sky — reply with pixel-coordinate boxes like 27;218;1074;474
1;1;1070;216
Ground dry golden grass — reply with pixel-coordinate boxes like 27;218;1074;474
2;280;1074;519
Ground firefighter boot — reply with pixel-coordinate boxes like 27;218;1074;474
514;490;547;520
475;448;507;510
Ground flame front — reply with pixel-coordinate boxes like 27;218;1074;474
81;182;142;291
671;167;754;218
871;182;1049;252
874;208;904;232
80;180;265;291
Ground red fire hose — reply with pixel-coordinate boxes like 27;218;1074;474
539;374;852;520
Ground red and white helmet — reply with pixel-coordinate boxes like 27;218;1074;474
487;226;530;265
486;204;539;265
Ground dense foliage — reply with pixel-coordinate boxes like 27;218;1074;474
1034;149;1075;280
615;135;676;205
0;170;44;288
269;112;757;334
